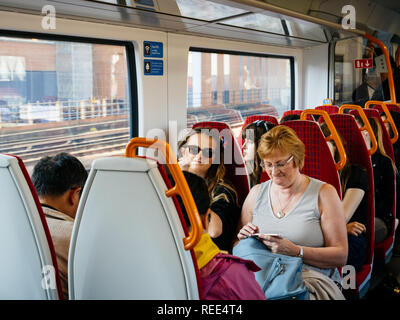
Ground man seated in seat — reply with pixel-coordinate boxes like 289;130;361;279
31;153;88;299
177;171;266;300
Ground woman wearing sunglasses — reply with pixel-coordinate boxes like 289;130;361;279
178;127;240;253
237;125;347;299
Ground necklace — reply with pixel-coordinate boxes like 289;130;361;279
274;176;302;219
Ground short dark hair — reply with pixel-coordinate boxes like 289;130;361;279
177;171;210;227
32;153;88;197
280;114;300;123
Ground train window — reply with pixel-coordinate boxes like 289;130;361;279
0;33;136;172
334;36;390;106
187;48;294;134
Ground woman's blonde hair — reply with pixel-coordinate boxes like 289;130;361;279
320;122;353;195
354;115;397;173
368;117;397;173
257;125;305;170
178;127;238;205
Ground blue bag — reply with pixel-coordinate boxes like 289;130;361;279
233;237;309;300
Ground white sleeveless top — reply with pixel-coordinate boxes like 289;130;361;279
253;176;325;247
252;176;340;282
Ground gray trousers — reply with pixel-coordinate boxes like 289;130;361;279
375;217;388;244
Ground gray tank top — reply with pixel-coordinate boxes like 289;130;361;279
252;176;340;282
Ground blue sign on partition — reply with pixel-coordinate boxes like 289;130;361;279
143;41;163;58
144;59;163;76
323;98;332;105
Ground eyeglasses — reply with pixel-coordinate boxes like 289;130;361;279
260;155;294;171
187;145;215;158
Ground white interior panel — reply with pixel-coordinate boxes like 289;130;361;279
302;43;329;108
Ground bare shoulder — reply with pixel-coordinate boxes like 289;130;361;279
318;182;343;216
240;183;262;224
248;183;262;198
319;183;339;199
244;183;263;206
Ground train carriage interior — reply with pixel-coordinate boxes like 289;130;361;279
1;0;400;302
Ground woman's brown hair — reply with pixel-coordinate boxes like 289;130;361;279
241;120;276;186
320;122;353;195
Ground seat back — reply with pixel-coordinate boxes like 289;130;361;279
0;154;62;299
387;103;400;114
329;114;375;297
386;104;400;166
68;157;200;299
260;121;341;197
282;110;303;118
193;121;250;206
362;108;396;262
315;105;339;114
242;115;279;128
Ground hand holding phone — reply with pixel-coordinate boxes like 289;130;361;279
251;233;282;238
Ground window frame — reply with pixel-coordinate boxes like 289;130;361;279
0;29;138;138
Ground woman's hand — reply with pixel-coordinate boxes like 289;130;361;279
258;234;300;257
346;222;366;237
237;222;259;240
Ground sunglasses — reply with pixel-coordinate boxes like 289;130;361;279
187;145;215;158
250;120;276;131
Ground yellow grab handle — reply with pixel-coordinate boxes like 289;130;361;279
339;104;378;155
300;109;347;171
125;137;203;251
365;100;399;144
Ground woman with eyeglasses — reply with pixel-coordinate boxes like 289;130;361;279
237;125;348;299
178;127;240;253
242;120;276;187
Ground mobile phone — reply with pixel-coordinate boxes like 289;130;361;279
250;233;261;238
264;233;282;238
252;233;282;238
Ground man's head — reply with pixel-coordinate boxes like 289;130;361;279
32;153;88;218
177;171;211;230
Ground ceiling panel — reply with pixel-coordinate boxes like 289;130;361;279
0;0;338;47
